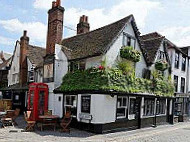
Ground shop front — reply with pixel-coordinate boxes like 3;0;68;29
56;91;174;134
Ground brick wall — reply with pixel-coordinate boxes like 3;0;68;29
46;1;65;55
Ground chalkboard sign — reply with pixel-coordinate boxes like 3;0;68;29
81;96;91;113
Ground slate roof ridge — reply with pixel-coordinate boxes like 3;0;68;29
28;44;45;50
141;36;164;42
62;14;134;42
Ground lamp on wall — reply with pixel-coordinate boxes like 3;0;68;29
110;90;115;98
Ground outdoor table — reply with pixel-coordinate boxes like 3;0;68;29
38;115;59;131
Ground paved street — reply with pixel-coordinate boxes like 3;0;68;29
1;118;190;142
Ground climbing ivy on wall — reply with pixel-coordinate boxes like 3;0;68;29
61;65;174;97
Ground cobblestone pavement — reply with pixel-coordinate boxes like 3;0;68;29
1;117;190;142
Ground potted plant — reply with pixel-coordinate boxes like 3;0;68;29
155;60;168;71
120;46;141;62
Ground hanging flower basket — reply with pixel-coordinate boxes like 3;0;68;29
120;46;141;62
155;60;168;71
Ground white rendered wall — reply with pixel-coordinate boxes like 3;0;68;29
47;44;68;117
8;41;20;86
77;94;117;124
148;42;170;79
85;56;103;69
105;21;147;78
168;48;188;93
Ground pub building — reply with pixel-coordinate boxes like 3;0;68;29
54;88;175;134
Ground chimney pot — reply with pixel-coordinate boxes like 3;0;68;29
52;1;56;8
56;0;61;6
77;15;90;34
23;30;27;36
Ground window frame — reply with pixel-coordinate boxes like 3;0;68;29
158;50;165;60
156;99;166;115
143;98;155;116
64;95;77;117
180;77;185;93
174;75;178;92
116;96;128;119
174;51;179;69
123;33;136;48
181;55;186;71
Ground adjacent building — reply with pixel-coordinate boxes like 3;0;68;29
0;31;45;112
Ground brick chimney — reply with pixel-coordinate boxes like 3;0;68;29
77;15;90;34
0;51;6;63
19;30;29;86
46;0;65;55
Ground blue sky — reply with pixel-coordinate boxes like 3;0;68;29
0;0;190;54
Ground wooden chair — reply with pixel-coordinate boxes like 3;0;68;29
44;110;52;116
60;111;72;132
24;111;36;132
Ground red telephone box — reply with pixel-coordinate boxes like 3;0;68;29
27;83;49;121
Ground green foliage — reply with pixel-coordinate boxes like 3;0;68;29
120;46;141;62
61;66;175;97
155;60;168;71
117;60;134;75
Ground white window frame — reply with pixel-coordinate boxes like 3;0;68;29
128;97;136;120
123;33;136;48
64;95;77;118
116;96;128;119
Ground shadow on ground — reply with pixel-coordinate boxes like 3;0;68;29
10;115;95;138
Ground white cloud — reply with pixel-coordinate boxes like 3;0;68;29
33;0;65;10
159;26;190;46
0;36;14;46
33;0;53;10
64;0;160;37
0;19;47;45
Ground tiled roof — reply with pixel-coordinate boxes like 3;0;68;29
61;15;138;60
0;57;12;70
0;52;12;64
140;32;164;65
27;45;46;67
